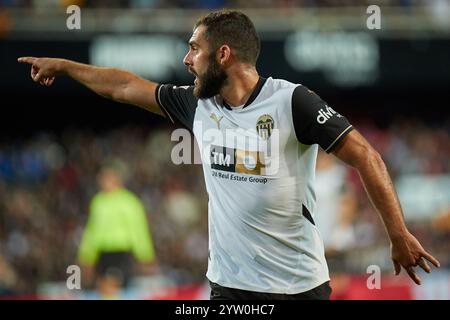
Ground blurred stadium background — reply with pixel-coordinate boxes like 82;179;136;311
0;0;449;300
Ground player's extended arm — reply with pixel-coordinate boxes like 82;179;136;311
332;129;440;285
17;57;164;116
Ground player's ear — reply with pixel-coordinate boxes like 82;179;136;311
217;45;231;65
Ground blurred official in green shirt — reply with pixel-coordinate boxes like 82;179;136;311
78;160;156;297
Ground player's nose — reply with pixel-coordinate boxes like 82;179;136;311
183;52;192;67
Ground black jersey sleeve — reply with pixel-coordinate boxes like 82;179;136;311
291;85;353;153
155;84;198;131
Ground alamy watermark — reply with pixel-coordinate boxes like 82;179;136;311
170;122;280;176
366;5;381;30
66;5;81;30
66;265;81;290
366;264;381;289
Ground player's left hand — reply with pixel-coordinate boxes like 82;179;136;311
391;231;440;285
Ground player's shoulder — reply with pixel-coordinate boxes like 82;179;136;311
91;191;105;201
158;83;197;100
265;77;299;91
268;77;317;91
265;77;312;101
90;192;106;210
264;77;315;109
117;188;141;201
159;83;194;90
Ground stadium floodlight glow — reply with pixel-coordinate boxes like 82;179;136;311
284;31;379;87
90;35;186;81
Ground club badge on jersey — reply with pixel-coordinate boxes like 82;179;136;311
256;114;275;140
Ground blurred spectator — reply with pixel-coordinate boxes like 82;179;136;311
77;159;157;299
432;208;450;233
0;254;17;295
315;150;358;254
431;207;450;268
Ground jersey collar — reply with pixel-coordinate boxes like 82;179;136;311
222;77;267;110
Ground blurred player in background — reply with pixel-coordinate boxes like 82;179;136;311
315;150;358;255
18;9;440;300
77;159;157;299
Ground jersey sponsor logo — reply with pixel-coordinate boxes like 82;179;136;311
256;114;275;140
236;149;266;175
242;155;257;170
210;145;267;175
195;120;280;175
210;113;224;129
211;145;234;171
316;105;342;124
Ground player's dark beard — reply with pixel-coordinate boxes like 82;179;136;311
194;53;227;99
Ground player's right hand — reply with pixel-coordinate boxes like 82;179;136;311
17;56;59;87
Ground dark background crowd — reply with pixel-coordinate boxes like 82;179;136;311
0;1;449;299
0;116;448;295
0;0;442;9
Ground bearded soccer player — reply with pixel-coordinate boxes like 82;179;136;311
18;10;440;300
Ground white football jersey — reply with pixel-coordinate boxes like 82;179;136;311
156;77;353;294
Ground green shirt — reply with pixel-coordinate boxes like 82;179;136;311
78;188;155;266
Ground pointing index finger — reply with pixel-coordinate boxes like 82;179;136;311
18;57;36;64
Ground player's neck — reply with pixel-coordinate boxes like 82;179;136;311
220;65;259;108
102;184;123;193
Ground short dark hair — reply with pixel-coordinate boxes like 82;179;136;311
195;10;260;65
